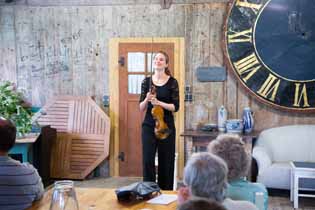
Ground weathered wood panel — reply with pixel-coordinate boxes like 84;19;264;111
207;4;226;122
0;7;16;83
12;6;114;106
187;3;227;128
0;2;314;149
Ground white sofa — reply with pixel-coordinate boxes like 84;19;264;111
252;125;315;190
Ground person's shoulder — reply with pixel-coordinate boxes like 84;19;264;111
0;157;24;168
169;76;177;81
0;161;40;183
2;157;22;165
21;162;36;168
142;76;151;84
168;76;178;85
244;181;268;193
20;162;39;174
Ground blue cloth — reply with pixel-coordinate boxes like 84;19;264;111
227;178;268;210
0;156;44;210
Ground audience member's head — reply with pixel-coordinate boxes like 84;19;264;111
178;198;227;210
0;117;16;153
208;134;250;181
183;152;228;202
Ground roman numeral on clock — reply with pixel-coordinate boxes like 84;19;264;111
234;53;261;82
235;0;263;14
293;83;310;107
228;28;253;43
257;73;280;101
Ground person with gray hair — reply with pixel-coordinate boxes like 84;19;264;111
178;152;258;210
208;134;268;210
178;198;227;210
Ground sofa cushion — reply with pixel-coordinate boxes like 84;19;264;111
256;125;315;162
257;162;291;190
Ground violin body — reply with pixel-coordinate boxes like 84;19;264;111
151;105;170;140
150;84;170;140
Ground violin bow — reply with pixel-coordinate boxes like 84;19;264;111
150;37;155;94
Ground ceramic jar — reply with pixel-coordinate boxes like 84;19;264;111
226;119;243;133
243;107;254;133
218;105;227;132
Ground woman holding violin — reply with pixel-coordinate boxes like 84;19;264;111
139;51;179;190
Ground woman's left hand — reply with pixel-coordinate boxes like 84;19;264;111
150;97;160;106
150;98;175;112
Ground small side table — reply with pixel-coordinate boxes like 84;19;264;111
290;161;315;209
9;133;39;163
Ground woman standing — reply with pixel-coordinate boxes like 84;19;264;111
139;51;179;190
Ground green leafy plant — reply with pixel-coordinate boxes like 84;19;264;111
0;81;32;136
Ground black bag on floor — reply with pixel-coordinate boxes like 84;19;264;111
115;181;161;202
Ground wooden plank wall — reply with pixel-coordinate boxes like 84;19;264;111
0;7;16;83
0;1;314;133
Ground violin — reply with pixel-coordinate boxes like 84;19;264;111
150;85;170;140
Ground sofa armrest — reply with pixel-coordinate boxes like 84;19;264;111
252;146;272;175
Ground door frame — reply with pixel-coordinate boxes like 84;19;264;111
109;37;185;178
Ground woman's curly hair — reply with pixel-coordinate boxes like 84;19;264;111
208;134;250;181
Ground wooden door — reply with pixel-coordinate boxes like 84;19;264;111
119;43;174;176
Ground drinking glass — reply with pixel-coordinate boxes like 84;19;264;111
255;192;264;210
49;180;79;210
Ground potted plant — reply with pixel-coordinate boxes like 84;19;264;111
0;81;32;136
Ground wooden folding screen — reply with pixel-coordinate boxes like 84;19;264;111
33;96;110;179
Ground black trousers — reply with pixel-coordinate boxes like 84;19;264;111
142;124;175;190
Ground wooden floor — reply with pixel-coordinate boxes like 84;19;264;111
74;177;315;210
267;189;315;210
269;196;315;210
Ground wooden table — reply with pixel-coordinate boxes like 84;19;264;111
181;129;258;143
27;187;177;210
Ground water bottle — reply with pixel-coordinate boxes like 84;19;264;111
255;192;265;210
243;107;254;133
218;105;227;132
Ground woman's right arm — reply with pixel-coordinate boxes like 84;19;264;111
139;78;150;112
139;94;149;112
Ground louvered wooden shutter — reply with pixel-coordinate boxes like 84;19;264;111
33;96;110;179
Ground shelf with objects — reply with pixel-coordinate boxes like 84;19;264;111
180;129;259;181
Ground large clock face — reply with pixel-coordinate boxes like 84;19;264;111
224;0;315;111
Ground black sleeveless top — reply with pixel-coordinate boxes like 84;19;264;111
139;76;179;127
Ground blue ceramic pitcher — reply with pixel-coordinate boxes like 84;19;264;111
243;107;254;133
